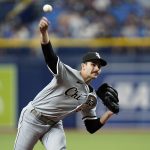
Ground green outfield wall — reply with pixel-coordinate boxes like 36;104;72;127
0;64;17;128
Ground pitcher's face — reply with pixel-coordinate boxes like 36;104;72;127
82;61;102;80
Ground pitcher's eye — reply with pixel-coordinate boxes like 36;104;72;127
97;64;101;69
91;63;96;67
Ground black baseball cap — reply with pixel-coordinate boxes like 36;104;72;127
82;52;107;66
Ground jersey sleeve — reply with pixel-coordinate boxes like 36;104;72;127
81;107;97;121
81;91;98;121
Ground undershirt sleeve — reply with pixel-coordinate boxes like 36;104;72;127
41;41;58;74
84;118;104;134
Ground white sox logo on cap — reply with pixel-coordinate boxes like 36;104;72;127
95;52;100;59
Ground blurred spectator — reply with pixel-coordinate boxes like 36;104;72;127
0;0;150;56
120;13;143;37
137;0;150;8
0;0;149;38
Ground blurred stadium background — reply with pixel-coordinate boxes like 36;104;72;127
0;0;150;149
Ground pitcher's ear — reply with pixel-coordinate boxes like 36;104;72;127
81;63;85;68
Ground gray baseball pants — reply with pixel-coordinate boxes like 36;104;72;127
14;104;66;150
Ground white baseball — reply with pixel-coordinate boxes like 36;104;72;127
43;4;53;12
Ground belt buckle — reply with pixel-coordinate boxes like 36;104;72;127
31;109;56;125
46;119;53;125
40;115;56;125
46;118;56;125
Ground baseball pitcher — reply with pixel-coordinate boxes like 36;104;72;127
14;17;119;150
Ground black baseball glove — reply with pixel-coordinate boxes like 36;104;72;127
96;83;119;114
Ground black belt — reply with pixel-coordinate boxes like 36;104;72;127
31;109;57;125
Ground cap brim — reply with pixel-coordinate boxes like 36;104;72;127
99;58;107;66
89;58;107;66
82;57;107;67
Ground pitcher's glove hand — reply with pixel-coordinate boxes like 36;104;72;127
96;83;119;114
